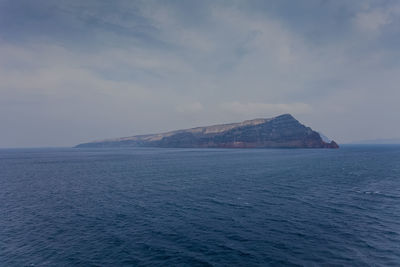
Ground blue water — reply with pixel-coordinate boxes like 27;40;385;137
1;146;400;266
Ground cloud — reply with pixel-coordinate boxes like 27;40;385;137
354;9;392;33
353;3;400;34
176;102;204;113
1;0;400;146
220;102;312;116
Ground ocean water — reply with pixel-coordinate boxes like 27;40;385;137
1;146;400;266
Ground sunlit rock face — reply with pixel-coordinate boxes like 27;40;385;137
76;114;339;149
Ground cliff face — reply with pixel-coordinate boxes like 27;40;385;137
76;114;339;149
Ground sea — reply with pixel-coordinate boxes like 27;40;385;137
1;145;400;266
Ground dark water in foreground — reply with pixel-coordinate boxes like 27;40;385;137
1;146;400;266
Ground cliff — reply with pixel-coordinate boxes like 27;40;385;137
76;114;339;149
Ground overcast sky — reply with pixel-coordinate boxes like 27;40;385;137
1;0;399;147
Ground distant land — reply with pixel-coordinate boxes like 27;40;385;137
76;114;339;149
349;138;400;145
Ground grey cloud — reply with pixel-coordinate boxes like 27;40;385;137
0;0;399;147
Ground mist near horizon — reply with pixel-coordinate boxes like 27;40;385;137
1;0;400;148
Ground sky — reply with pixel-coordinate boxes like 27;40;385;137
1;0;399;147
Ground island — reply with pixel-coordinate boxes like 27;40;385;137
76;114;339;149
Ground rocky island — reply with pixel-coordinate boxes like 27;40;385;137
76;114;338;149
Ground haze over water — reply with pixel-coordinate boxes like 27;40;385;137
1;145;399;266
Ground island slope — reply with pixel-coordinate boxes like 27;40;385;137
76;114;339;149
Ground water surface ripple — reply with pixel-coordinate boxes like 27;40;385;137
1;146;400;266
